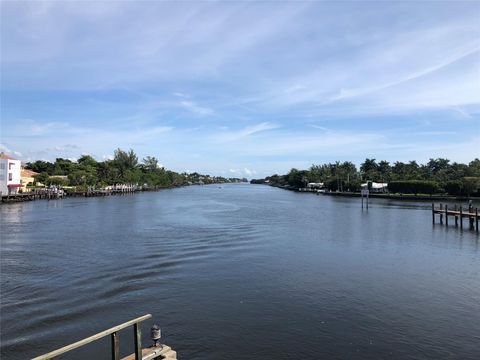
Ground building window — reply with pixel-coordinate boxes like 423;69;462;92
8;173;13;181
9;162;14;170
0;163;5;169
0;174;4;180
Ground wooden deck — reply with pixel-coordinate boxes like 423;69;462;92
432;203;479;231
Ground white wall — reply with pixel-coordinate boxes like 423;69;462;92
0;158;22;195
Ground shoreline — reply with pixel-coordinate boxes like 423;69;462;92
265;184;480;202
0;182;239;204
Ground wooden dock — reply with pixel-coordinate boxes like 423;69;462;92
432;203;479;232
1;190;64;203
1;187;141;203
31;314;176;360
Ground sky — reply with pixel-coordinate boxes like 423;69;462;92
1;1;479;178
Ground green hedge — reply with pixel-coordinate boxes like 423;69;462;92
388;180;440;195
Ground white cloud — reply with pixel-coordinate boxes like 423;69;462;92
0;143;22;157
228;168;257;177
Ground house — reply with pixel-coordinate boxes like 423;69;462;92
0;153;22;195
307;182;324;189
21;167;39;192
361;182;388;193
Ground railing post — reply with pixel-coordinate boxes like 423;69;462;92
134;323;142;360
111;332;120;360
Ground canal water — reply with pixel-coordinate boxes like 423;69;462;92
1;184;479;359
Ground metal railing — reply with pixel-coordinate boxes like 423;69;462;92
32;314;152;360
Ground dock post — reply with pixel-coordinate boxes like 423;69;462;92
476;208;478;233
455;205;458;227
111;332;120;360
440;204;443;224
445;204;448;226
432;203;435;224
134;323;142;360
460;207;463;230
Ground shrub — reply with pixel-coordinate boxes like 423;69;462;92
388;180;440;195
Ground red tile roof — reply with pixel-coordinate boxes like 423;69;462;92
21;169;39;177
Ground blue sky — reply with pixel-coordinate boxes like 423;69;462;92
1;1;479;178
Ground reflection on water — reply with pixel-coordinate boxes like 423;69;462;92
1;184;479;359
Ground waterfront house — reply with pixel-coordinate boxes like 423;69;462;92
361;182;388;193
0;153;22;195
307;182;325;189
20;167;39;192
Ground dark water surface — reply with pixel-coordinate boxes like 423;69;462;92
1;184;479;359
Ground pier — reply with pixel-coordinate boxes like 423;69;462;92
31;314;176;360
1;189;65;203
1;184;142;203
432;203;479;232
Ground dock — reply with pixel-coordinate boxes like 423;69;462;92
432;203;479;232
1;189;65;203
1;186;141;203
31;314;176;360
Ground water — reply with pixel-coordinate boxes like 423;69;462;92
1;184;479;359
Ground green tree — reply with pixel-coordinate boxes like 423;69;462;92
113;148;139;182
377;160;391;182
467;159;480;177
141;156;160;172
33;172;50;185
360;158;378;181
78;155;98;169
53;158;75;175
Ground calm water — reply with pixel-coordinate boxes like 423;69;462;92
1;184;479;359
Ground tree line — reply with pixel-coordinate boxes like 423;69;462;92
251;158;480;196
26;148;246;190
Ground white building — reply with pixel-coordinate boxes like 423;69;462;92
361;182;388;193
307;182;324;189
0;153;22;195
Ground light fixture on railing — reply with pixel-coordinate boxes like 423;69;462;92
150;324;161;347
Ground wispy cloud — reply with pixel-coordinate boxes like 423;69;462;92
0;143;22;157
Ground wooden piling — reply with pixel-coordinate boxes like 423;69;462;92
445;204;448;226
460;207;463;230
134;323;142;360
432;203;435;224
476;208;479;232
454;205;458;227
111;332;120;360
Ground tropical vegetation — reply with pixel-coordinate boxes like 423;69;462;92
251;158;480;197
26;148;246;191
